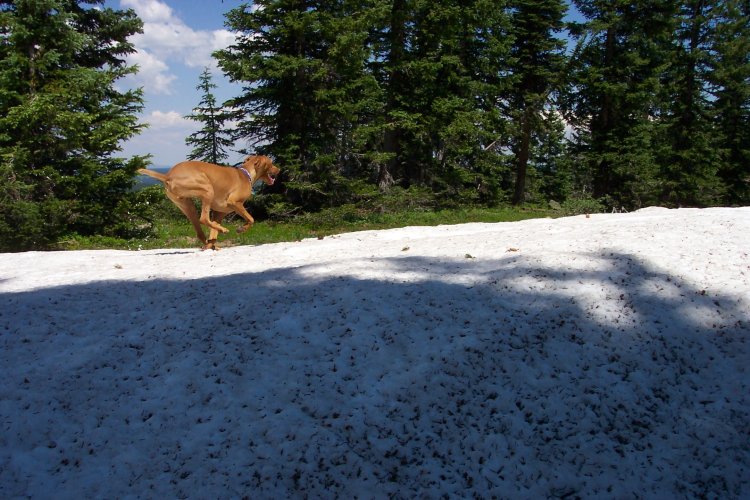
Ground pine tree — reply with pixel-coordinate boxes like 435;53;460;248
217;0;514;208
528;107;570;203
372;0;406;190
657;0;725;206
507;0;566;205
370;0;513;198
565;1;675;207
185;67;233;164
217;0;381;209
710;0;750;204
218;0;317;198
0;0;147;250
420;0;513;199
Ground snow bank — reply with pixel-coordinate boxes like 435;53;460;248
1;207;748;498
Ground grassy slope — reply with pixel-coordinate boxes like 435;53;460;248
59;205;553;251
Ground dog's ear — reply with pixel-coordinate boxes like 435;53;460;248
251;156;266;174
243;155;260;171
261;156;273;173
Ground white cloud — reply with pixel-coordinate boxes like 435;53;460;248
122;0;174;23
123;110;198;166
205;29;237;65
121;0;237;94
145;110;193;129
126;49;175;95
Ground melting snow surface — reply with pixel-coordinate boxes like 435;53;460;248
1;207;748;498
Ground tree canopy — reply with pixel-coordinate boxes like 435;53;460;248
0;0;150;250
217;0;749;213
185;68;234;165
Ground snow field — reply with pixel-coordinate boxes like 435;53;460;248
0;207;748;498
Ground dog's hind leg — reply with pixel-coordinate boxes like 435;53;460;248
166;191;208;244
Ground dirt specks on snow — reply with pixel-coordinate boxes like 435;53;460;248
0;207;748;498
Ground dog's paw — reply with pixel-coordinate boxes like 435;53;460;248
202;240;219;251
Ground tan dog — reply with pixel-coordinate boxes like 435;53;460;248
138;155;280;250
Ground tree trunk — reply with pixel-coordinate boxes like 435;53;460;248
513;107;533;205
381;0;407;189
593;25;616;199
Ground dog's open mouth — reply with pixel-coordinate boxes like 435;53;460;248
267;174;276;185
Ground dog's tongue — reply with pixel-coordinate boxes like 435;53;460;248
268;176;276;185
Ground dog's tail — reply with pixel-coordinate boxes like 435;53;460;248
137;168;168;183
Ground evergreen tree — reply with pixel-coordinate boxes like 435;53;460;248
507;0;566;205
372;0;404;190
657;0;725;206
422;0;512;199
217;0;381;209
0;0;147;250
372;0;513;199
528;107;570;203
710;0;750;204
565;0;675;207
185;67;233;164
217;0;514;207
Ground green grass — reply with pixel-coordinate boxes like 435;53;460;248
57;204;553;251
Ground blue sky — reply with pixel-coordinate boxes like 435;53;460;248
108;0;583;168
105;0;249;167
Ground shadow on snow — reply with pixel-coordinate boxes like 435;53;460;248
1;252;748;498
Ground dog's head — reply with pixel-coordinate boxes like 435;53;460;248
244;155;280;186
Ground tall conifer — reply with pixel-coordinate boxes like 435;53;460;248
658;0;725;206
566;1;674;207
0;0;147;249
217;0;380;209
507;0;566;205
711;0;750;204
185;68;233;165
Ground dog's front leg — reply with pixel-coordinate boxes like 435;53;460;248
232;203;255;233
237;220;254;233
